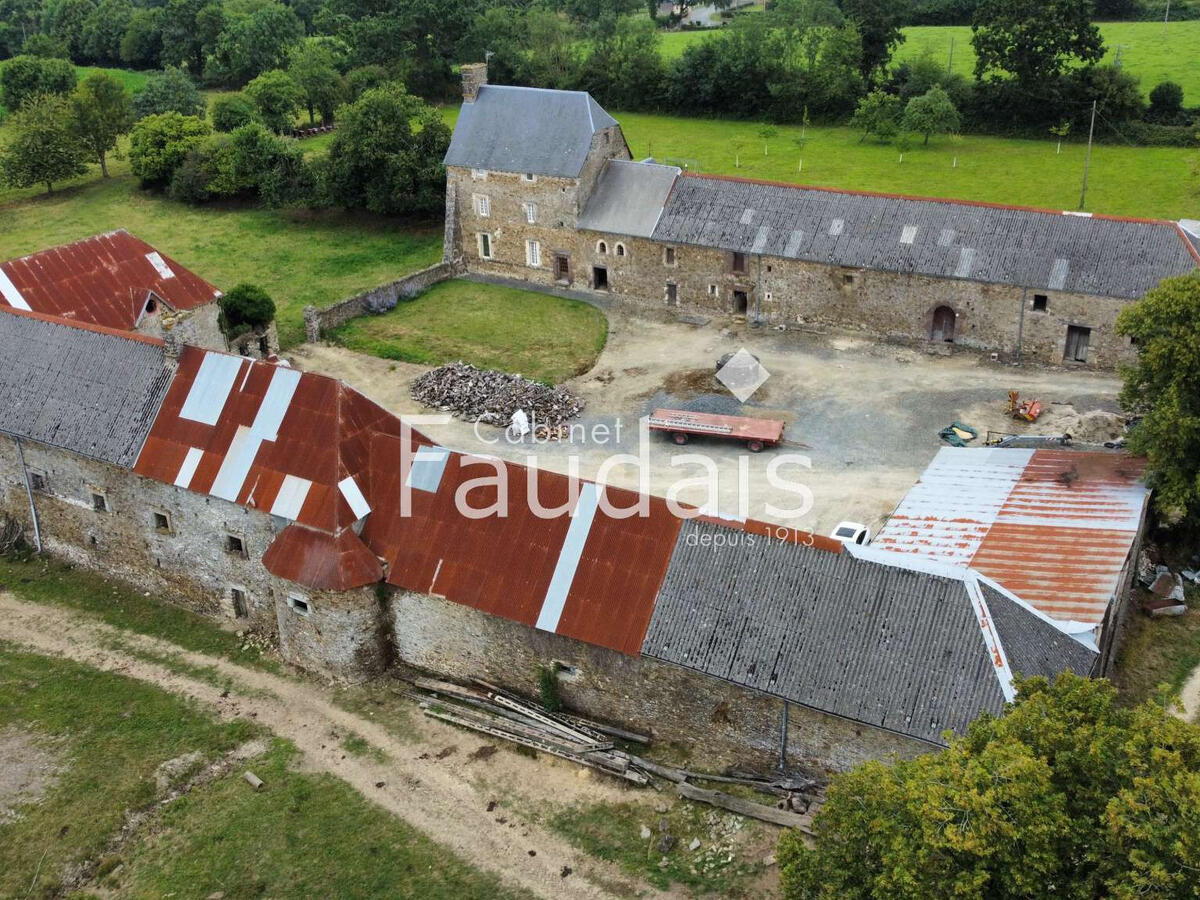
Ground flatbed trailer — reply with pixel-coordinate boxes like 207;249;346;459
647;408;786;453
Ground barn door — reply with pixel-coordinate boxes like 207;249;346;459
931;306;956;342
1064;325;1091;362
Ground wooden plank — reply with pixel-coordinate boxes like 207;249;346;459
676;782;813;832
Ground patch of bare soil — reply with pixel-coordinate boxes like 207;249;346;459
0;726;63;824
0;593;672;900
650;368;717;400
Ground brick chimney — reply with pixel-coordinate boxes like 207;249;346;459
461;62;488;103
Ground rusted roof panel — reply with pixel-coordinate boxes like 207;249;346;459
261;524;383;591
873;448;1148;626
0;231;221;330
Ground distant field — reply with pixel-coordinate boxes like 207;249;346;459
74;64;151;93
440;105;1199;219
660;20;1200;100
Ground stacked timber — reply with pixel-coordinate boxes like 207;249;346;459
410;362;585;428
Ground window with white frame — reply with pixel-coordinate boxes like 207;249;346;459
473;193;491;217
524;202;537;224
596;240;608;254
615;243;627;257
522;172;537;183
287;594;311;616
477;233;494;259
526;240;541;267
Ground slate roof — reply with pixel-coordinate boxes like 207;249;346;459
648;174;1198;299
444;84;619;178
0;230;222;331
578;160;681;237
642;519;1098;745
0;308;172;467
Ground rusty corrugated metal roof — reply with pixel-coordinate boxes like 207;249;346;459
0;230;221;330
261;524;383;591
873;448;1148;626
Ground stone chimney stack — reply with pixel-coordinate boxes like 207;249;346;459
461;62;488;103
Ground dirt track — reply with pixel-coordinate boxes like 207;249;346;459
0;593;671;900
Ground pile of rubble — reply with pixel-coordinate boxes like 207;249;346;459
1137;548;1197;617
410;362;585;429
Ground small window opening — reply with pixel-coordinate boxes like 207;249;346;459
593;266;609;290
666;283;678;306
226;534;245;556
1032;294;1048;311
664;246;676;266
145;297;157;314
522;172;536;183
287;595;311;616
842;273;855;285
230;587;248;618
554;661;579;680
88;534;98;546
478;233;493;260
153;511;171;533
92;492;108;512
731;252;747;274
597;240;608;255
708;284;718;297
615;243;626;257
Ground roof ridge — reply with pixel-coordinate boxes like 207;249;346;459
0;304;165;346
682;171;1177;227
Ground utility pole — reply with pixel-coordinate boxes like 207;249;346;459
947;36;955;74
1079;99;1097;211
1165;0;1171;36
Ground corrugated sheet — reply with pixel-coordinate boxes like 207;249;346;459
873;448;1148;625
445;85;619;178
364;434;681;656
652;174;1197;299
643;519;1008;743
577;160;680;238
261;524;383;592
0;307;171;466
980;582;1099;679
0;231;221;330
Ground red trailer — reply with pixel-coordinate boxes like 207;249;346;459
648;408;786;453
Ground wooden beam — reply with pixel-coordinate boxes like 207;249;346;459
676;782;813;832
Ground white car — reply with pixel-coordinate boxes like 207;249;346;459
830;521;871;546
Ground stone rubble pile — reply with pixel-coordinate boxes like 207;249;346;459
410;362;585;428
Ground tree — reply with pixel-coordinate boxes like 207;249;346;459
220;283;276;335
245;69;302;133
81;0;133;64
128;111;211;185
852;89;903;141
47;0;97;60
903;84;960;144
344;64;389;100
1;55;77;112
21;33;69;58
0;93;89;193
1116;272;1200;523
839;0;905;80
288;37;346;124
69;71;131;177
972;0;1104;85
1148;80;1185;124
323;83;450;216
119;8;164;68
211;93;261;132
579;15;666;112
779;674;1200;899
132;68;206;121
212;0;304;85
160;0;223;74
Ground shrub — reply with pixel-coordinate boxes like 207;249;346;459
345;65;389;100
538;666;563;713
219;283;276;337
245;69;302;134
0;55;77;111
1149;80;1186;123
211;93;261;132
129;112;211;186
132;68;206;121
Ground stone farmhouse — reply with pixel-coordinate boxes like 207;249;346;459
443;66;1200;368
0;230;277;356
1;297;1138;773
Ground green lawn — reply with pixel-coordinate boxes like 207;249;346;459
1113;586;1200;709
329;279;609;383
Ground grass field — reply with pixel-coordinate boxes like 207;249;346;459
1112;586;1200;707
661;20;1200;100
329;279;610;383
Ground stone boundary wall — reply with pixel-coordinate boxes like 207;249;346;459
303;261;462;342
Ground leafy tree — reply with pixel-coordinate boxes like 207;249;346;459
0;93;89;193
779;674;1200;899
211;92;261;131
160;0;224;74
903;84;960;144
119;8;164;68
1;55;76;111
323;83;450;216
1148;80;1185;124
288;37;346;124
245;69;302;133
132;68;206;120
128;111;211;184
0;0;43;59
579;15;666;112
69;70;131;177
1116;272;1200;523
852;89;903;141
972;0;1104;85
220;282;276;335
47;0;97;60
344;64;389;99
839;0;905;80
81;0;133;64
21;33;69;58
212;0;304;85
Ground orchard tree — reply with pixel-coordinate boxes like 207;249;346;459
779;674;1200;899
128;111;211;185
288;38;346;124
852;89;903;142
132;68;206;121
1116;271;1200;524
972;0;1103;85
0;93;89;193
903;84;960;144
0;55;77;111
245;69;303;133
323;83;450;216
69;71;131;177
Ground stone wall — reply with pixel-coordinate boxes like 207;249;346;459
389;589;929;774
136;302;227;352
303;262;460;342
274;580;390;679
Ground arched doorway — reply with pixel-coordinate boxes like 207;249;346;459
930;305;956;342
